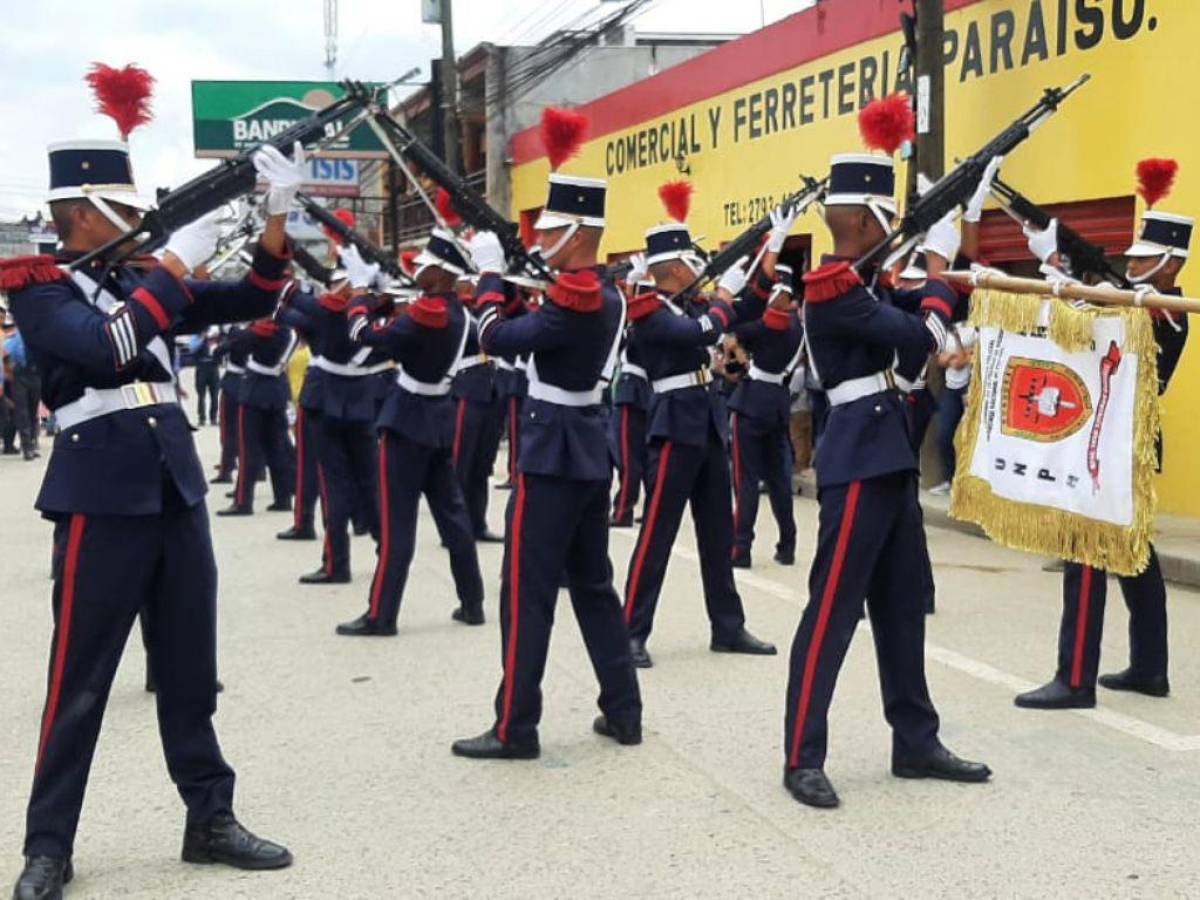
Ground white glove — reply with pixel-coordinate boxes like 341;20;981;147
253;141;307;216
339;245;380;290
716;256;750;297
924;209;961;263
624;252;648;287
163;210;223;273
468;231;506;274
1024;218;1059;263
916;173;935;197
766;205;799;253
964;155;1003;223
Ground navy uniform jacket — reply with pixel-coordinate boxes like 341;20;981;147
233;319;298;411
613;334;652;411
801;258;952;488
477;267;621;482
278;290;326;414
0;243;290;516
627;269;771;448
452;313;496;404
728;305;804;429
219;329;250;393
1154;289;1188;395
350;291;466;448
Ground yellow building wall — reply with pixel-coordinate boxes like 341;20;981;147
512;0;1200;515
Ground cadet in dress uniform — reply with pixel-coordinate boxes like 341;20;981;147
620;197;783;669
610;266;654;528
728;265;802;568
1015;177;1191;709
212;326;247;483
451;163;643;759
218;317;298;515
2;135;297;899
781;151;991;809
335;230;485;635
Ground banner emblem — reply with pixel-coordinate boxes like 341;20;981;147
1002;357;1093;442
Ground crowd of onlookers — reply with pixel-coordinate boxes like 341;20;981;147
1;304;45;461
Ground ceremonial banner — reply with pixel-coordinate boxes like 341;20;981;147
950;290;1160;576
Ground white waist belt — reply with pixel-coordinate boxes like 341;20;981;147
225;363;245;375
652;369;712;394
826;372;895;406
396;370;451;397
246;359;288;377
365;361;395;375
748;364;786;385
494;359;515;372
621;362;648;381
311;356;376;378
515;359;528;372
526;380;603;407
55;382;178;431
457;354;489;370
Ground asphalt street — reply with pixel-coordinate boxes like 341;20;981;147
1;407;1197;899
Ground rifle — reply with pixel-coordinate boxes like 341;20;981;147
989;175;1130;288
297;193;413;286
668;175;828;302
854;74;1090;275
341;81;556;285
71;89;373;271
291;242;335;288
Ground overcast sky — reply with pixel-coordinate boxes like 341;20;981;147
0;0;813;219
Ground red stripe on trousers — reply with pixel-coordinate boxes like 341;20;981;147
368;434;390;620
1070;566;1094;689
615;406;632;520
730;412;742;557
624;441;674;624
788;480;862;769
37;514;86;773
293;407;306;529
318;465;332;574
452;399;467;468
508;399;519;481
235;405;248;506
498;473;528;743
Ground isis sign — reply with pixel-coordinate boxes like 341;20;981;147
191;81;386;159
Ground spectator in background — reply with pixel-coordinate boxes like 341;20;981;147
193;326;222;425
5;327;42;460
787;357;814;483
930;323;976;496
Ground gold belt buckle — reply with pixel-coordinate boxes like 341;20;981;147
121;383;155;408
883;371;897;391
695;369;711;386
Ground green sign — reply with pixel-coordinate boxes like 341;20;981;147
191;81;386;159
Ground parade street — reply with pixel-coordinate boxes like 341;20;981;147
0;419;1197;899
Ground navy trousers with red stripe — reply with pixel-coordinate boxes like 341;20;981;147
503;396;522;484
610;404;647;524
730;411;796;562
216;389;240;477
314;415;379;577
293;406;323;533
622;436;747;644
492;473;642;744
784;472;941;770
365;431;483;627
25;491;234;858
1057;548;1168;690
453;397;504;537
235;405;292;510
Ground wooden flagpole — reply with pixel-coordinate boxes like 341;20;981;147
943;269;1200;315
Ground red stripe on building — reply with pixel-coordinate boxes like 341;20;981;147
368;434;391;620
36;513;87;773
788;480;861;769
1070;566;1094;689
497;473;528;743
510;0;982;166
624;441;673;623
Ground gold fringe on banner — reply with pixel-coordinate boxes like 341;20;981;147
949;289;1160;577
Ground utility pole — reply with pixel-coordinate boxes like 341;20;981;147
439;0;461;174
913;0;945;181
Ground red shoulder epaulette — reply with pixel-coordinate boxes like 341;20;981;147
801;261;862;303
408;295;449;329
0;255;68;292
628;292;663;321
763;307;792;331
320;291;350;313
547;269;602;313
249;320;279;337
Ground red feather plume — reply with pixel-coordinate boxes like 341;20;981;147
658;180;694;223
400;250;420;276
540;107;589;171
1136;158;1179;208
436;188;463;228
858;93;915;155
85;63;154;140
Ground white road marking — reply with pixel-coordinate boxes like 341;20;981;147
610;528;1200;752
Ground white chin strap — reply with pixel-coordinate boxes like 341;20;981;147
1127;252;1171;285
86;194;137;233
538;221;580;267
867;200;894;234
681;253;706;277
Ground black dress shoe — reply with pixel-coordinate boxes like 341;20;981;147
475;530;505;544
276;526;317;541
216;504;253;516
1;446;19;455
210;474;233;484
711;628;777;656
773;549;795;566
335;614;397;637
731;554;752;569
593;714;642;746
609;515;634;528
12;855;72;900
265;500;292;512
299;569;350;585
451;730;539;760
452;605;485;625
893;746;992;782
1098;668;1170;698
1014;679;1095;709
783;767;839;809
224;489;236;499
629;637;653;669
181;813;292;870
22;448;37;461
